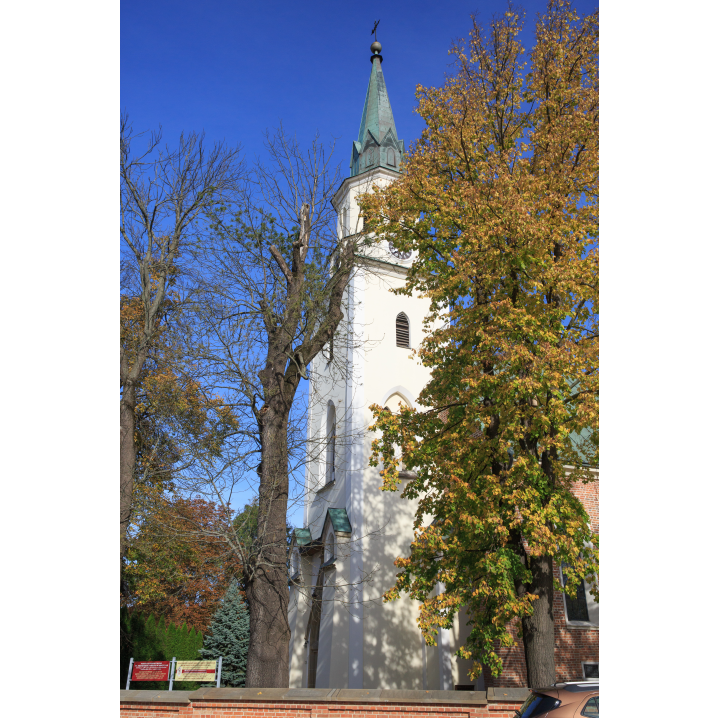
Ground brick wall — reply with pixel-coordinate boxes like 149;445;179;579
484;474;599;688
571;475;599;533
120;687;528;718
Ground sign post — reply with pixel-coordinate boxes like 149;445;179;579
125;658;134;690
126;658;221;689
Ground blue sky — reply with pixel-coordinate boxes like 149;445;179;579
122;0;599;524
122;0;598;176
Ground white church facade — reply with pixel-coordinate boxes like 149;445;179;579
287;39;599;691
287;40;482;692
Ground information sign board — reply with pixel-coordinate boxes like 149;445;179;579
174;660;217;681
131;660;171;681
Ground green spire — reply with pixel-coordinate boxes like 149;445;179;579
350;43;405;177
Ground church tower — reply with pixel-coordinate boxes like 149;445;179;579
287;40;480;692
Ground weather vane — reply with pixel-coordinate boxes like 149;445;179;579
371;19;380;41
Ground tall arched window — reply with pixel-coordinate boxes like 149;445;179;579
387;148;396;166
396;312;410;348
325;531;335;563
306;571;324;688
384;392;411;472
326;402;336;484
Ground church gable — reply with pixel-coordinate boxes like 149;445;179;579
380;127;398;149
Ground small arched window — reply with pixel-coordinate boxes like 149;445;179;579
326;403;336;484
387;148;396;166
325;531;335;563
396;312;410;348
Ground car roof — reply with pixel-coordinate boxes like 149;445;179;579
532;682;599;701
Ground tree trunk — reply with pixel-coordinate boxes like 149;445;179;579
521;554;555;688
120;383;137;565
244;401;291;688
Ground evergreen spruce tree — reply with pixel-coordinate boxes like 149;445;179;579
200;582;250;687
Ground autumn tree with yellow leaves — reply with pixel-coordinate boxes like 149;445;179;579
121;295;237;497
363;1;598;688
121;295;239;611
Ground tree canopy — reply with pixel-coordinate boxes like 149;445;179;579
123;496;242;633
121;291;241;628
362;0;598;687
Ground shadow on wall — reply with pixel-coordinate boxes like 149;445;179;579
361;488;425;689
361;395;483;691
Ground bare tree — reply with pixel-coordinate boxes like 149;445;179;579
171;125;378;688
120;115;244;567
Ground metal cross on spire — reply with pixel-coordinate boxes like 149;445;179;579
370;19;380;40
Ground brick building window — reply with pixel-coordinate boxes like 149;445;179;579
561;563;590;622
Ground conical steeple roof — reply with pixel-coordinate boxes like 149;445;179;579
350;42;405;177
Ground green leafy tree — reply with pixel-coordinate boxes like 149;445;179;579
200;582;251;687
362;0;598;688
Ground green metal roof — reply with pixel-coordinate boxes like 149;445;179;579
293;528;312;546
568;427;597;467
327;508;352;533
350;50;405;177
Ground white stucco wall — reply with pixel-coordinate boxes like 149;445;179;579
289;167;478;690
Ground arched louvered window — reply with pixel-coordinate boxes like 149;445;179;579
396;312;410;348
387;148;396;166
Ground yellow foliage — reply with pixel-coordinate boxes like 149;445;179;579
364;1;598;679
